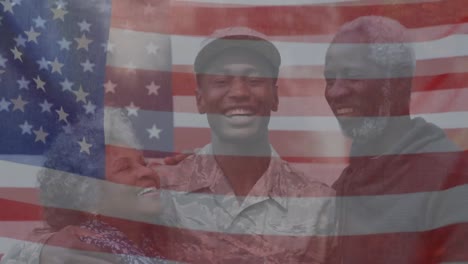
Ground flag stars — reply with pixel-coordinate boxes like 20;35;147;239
146;81;160;96
56;106;69;123
19;120;33;135
75;34;93;51
83;101;96;114
33;126;49;143
17;76;30;89
0;54;7;67
126;102;139;117
10;46;23;62
104;80;116;94
33;75;46;92
145;42;159;55
78;137;92;155
37;57;49;70
0;0;14;14
147;124;162;140
80;59;95;72
0;97;11;112
78;20;91;32
73;86;89;103
50;57;64;74
10;95;28;112
51;7;68;21
60;78;73;92
39;99;53;113
33;16;46;29
25;27;41;43
14;35;27;47
58;38;71;50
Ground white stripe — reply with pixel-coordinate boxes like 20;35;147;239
0;160;467;236
172;34;468;67
106;28;468;75
173;111;468;130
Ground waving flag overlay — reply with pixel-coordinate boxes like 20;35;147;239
1;0;468;262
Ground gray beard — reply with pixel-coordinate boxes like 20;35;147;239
339;84;392;142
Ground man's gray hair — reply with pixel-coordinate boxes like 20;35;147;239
334;16;416;79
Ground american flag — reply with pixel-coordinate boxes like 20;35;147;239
0;0;468;262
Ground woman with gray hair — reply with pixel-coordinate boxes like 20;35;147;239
2;108;167;264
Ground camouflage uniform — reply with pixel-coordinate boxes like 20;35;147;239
154;144;336;264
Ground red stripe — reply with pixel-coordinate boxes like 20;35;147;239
173;70;468;97
110;0;171;34
110;0;468;36
334;223;468;263
169;0;468;37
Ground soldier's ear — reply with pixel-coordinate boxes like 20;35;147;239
271;84;279;112
196;88;206;114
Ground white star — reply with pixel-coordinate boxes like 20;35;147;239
55;106;69;123
37;57;49;70
39;99;53;113
80;59;95;72
75;34;93;51
143;3;155;15
147;124;162;140
78;20;91;32
57;38;71;50
33;75;46;92
19;120;33;135
0;97;11;111
10;46;22;62
33;16;46;28
101;41;115;53
146;81;160;96
51;7;68;21
73;86;89;103
0;54;7;67
24;27;41;43
78;137;92;155
83;101;96;114
14;35;27;47
17;76;30;89
60;78;73;92
55;0;67;9
104;80;116;94
0;0;14;14
50;57;64;74
145;42;159;55
33;126;49;143
10;95;28;112
126;102;139;117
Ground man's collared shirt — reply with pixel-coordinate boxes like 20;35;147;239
154;144;335;264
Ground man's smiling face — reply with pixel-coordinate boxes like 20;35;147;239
196;48;278;143
324;43;393;140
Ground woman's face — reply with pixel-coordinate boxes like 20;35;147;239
99;145;161;219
